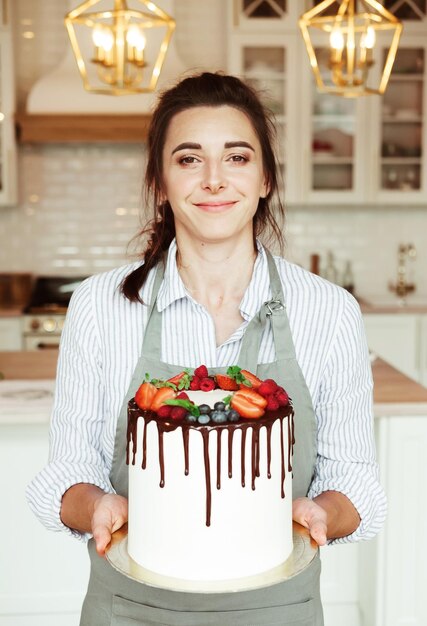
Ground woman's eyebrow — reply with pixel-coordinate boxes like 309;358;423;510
224;141;255;151
171;142;201;155
172;140;255;155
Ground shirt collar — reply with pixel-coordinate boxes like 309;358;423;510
156;238;272;318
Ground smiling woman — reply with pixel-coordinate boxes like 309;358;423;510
26;72;386;626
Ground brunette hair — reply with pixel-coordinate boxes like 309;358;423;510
121;71;285;303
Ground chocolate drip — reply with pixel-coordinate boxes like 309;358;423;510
228;429;234;478
241;428;246;488
183;428;190;476
216;430;222;490
127;401;294;527
201;429;212;526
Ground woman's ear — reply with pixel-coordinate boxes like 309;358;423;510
260;176;270;199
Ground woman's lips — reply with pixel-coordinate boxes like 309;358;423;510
194;201;237;212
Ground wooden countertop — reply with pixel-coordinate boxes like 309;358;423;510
1;352;427;419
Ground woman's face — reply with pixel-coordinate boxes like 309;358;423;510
161;105;268;245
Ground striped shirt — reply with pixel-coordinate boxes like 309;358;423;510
26;239;386;544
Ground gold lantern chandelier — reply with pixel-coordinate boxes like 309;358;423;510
299;0;403;97
65;0;175;95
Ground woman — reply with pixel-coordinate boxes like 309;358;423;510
27;72;386;625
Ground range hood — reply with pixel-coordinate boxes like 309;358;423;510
16;0;187;142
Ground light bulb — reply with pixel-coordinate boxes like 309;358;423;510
365;26;376;49
92;25;114;52
330;25;344;51
126;25;146;51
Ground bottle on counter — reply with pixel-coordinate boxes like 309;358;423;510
323;251;338;284
310;253;320;276
342;260;355;295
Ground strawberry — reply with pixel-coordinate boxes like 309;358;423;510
215;374;239;391
177;391;189;400
189;377;201;390
240;369;262;390
151;387;176;412
276;390;289;407
265;395;280;411
194;365;209;378
258;379;279;397
231;393;265;419
167;371;191;390
234;387;268;409
170;406;187;421
200;377;215;392
134;382;158;410
157;405;172;419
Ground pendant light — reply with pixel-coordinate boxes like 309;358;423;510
65;0;175;95
299;0;403;97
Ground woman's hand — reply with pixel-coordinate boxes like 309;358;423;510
91;493;128;557
293;497;328;546
293;491;361;546
61;484;128;557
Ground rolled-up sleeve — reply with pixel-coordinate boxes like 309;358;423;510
307;294;387;543
26;277;115;539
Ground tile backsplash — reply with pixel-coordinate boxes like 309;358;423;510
2;0;426;302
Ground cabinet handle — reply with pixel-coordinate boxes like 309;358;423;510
37;343;60;350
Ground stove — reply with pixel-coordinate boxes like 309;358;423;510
23;276;88;350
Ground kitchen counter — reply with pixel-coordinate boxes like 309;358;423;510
1;356;427;425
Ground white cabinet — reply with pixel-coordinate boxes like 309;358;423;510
0;317;22;350
0;422;89;626
363;313;422;382
0;0;18;207
360;415;427;626
421;315;427;386
227;0;427;206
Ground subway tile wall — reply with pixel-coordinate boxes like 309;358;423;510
2;0;426;302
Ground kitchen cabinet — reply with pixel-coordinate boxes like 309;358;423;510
227;0;427;205
0;0;18;206
363;313;422;382
1;420;89;626
360;415;427;626
0;317;22;351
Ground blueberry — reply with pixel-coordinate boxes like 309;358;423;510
213;401;226;411
226;409;240;422
185;413;198;423
198;404;211;415
211;410;227;424
198;413;211;425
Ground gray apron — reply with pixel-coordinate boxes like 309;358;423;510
80;251;323;626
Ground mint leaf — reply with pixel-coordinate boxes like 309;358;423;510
164;398;200;417
222;395;232;407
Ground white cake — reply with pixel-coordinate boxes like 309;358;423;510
127;387;294;582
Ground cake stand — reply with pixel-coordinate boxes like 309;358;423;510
106;522;318;593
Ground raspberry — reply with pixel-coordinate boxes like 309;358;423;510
177;391;189;400
276;391;289;407
189;377;201;390
266;395;280;411
157;405;172;418
200;377;215;392
194;365;209;378
258;379;279;397
170;406;187;421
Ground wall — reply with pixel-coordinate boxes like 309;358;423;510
1;0;426;301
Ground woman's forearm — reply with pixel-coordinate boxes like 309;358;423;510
60;483;105;533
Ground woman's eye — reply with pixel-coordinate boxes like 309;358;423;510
228;154;249;163
179;155;199;165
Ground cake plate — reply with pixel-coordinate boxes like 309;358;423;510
106;522;318;593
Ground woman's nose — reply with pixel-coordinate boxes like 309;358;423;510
201;162;227;193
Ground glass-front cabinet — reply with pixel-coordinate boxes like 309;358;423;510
228;0;427;206
0;0;17;207
371;35;427;203
227;30;301;203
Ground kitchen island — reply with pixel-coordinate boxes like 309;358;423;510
1;357;426;626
